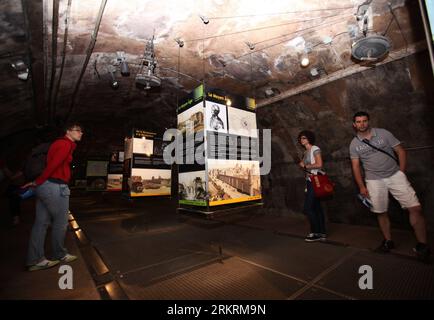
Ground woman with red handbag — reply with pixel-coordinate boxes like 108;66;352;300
297;130;327;242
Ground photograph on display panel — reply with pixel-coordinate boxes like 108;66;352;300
86;160;108;177
177;102;204;134
208;159;261;206
179;170;207;206
227;106;258;138
133;137;154;155
87;177;107;191
129;168;171;196
107;174;123;191
205;101;227;133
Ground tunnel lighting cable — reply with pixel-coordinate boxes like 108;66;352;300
208;5;355;20
52;0;72;122
250;13;354;47
64;0;107;124
184;11;353;43
231;15;353;62
161;15;353;84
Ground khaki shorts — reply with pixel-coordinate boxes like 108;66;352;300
365;170;420;213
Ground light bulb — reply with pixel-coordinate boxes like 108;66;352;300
301;56;310;67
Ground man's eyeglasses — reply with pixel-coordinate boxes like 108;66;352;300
300;137;307;140
71;129;83;133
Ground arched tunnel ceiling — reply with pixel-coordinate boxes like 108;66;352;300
0;0;427;139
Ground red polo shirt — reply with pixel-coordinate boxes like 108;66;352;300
34;136;76;186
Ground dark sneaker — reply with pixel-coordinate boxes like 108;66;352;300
413;243;431;264
305;233;322;242
376;239;395;253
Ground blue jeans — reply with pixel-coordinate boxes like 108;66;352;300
27;181;70;265
303;180;326;235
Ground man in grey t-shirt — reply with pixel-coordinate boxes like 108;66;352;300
349;111;430;262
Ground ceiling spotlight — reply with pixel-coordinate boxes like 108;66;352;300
175;37;184;48
246;42;255;50
109;71;119;90
300;55;310;67
199;15;209;24
120;61;130;77
264;87;281;98
310;67;319;77
116;51;130;77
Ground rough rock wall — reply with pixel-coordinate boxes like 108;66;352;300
257;51;434;230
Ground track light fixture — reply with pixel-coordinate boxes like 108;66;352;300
117;51;130;77
199;15;209;24
175;37;184;48
109;70;119;90
11;60;29;81
246;42;255;50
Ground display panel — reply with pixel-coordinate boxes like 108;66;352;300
129;168;171;196
208;159;261;206
179;170;207;206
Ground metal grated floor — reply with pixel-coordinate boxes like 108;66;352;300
118;257;305;300
318;250;434;300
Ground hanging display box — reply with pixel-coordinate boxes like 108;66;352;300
177;84;262;213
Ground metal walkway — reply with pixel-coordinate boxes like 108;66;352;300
69;192;434;300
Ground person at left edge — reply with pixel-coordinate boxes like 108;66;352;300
22;123;83;271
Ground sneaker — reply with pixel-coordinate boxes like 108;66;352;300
319;233;327;241
413;243;431;264
305;233;322;242
60;254;78;263
376;239;395;253
28;259;59;271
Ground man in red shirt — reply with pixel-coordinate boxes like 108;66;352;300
23;123;83;271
